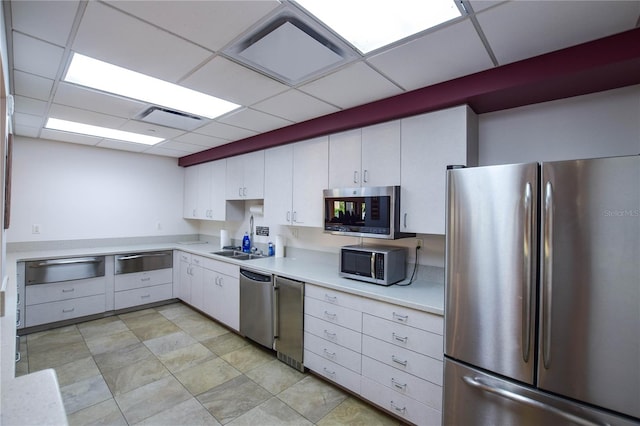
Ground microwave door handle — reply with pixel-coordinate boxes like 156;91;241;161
370;253;376;279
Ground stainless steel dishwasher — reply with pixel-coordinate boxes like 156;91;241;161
274;275;304;372
239;268;274;349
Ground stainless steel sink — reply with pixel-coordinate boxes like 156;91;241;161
210;250;267;261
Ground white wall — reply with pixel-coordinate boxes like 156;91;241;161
7;137;197;242
479;85;640;165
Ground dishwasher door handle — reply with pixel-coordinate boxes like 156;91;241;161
273;284;280;341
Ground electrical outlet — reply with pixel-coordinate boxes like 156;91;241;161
291;228;299;238
156;221;162;231
416;238;423;249
32;224;41;234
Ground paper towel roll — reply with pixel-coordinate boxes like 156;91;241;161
249;205;264;215
275;235;285;258
220;230;230;249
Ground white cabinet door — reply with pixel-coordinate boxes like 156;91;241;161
183;166;198;219
189;262;204;312
264;144;294;225
202;268;217;318
225;151;265;200
361;121;400;187
329;129;361;188
400;105;477;234
197;163;212;219
215;272;239;331
291;136;328;227
178;253;192;303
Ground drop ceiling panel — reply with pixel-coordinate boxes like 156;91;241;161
467;0;506;13
252;89;340;122
299;62;404;109
173;132;230;149
97;139;148;153
40;128;101;146
105;0;281;52
195;121;257;142
477;1;640;66
48;104;128;129
13;70;54;101
12;33;64;79
181;56;289;106
54;83;147;119
14;112;43;128
13;96;48;117
118;120;185;140
153;140;206;155
143;145;192;158
367;20;494;91
72;1;212;82
218;108;293;133
14;125;39;138
11;0;79;47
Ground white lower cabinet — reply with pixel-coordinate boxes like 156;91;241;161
201;258;239;331
114;268;173;310
304;283;444;426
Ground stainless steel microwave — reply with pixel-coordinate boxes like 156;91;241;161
340;244;407;286
323;186;415;240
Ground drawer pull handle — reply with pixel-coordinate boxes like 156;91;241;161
141;294;151;299
392;355;407;366
15;351;21;363
391;378;407;391
323;311;337;320
392;333;408;344
324;294;337;303
16;309;21;327
62;307;75;313
392;312;408;323
62;288;75;293
324;330;337;339
323;367;336;378
323;349;337;359
390;401;406;414
141;277;151;282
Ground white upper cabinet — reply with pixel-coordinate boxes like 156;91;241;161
400;105;478;235
226;150;265;200
264;136;329;227
183;160;242;221
183;165;199;219
329;121;400;188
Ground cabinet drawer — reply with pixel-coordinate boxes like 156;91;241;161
362;355;442;411
304;314;362;353
25;294;106;327
114;283;173;310
364;301;443;335
178;252;191;263
363;313;443;360
305;297;362;332
201;257;239;278
26;277;105;305
304;349;361;394
304;332;361;373
362;335;443;385
114;268;172;291
361;376;441;426
305;284;366;311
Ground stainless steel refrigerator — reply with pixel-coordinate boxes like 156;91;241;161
443;155;639;425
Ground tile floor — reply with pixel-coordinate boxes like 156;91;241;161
16;302;404;426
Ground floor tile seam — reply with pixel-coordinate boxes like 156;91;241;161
273;392;320;425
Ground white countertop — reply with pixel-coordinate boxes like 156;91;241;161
3;238;444;424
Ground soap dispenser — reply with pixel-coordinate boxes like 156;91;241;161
242;232;251;253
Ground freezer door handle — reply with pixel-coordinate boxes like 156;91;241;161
542;181;554;369
522;182;533;363
462;376;604;426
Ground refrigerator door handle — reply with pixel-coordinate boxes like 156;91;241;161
542;181;554;369
522;182;533;363
462;376;604;426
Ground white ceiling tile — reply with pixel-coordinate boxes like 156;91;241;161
13;96;48;116
14;124;40;138
195;121;257;142
142;145;189;158
152;140;204;155
97;139;148;153
218;108;293;133
367;20;494;91
467;0;506;13
299;62;404;109
13;70;54;100
118;120;186;140
72;2;212;82
105;0;281;52
173;132;230;148
182;57;289;106
14;112;44;128
252;90;340;122
11;0;79;46
41;128;101;146
48;104;128;128
477;1;640;65
53;83;147;119
12;33;64;79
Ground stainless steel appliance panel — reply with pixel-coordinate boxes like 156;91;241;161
274;276;304;371
444;358;638;426
115;251;173;274
445;163;538;384
240;268;274;349
539;156;640;418
25;256;106;285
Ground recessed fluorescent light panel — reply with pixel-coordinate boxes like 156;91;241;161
295;0;462;53
46;118;164;145
64;53;240;119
